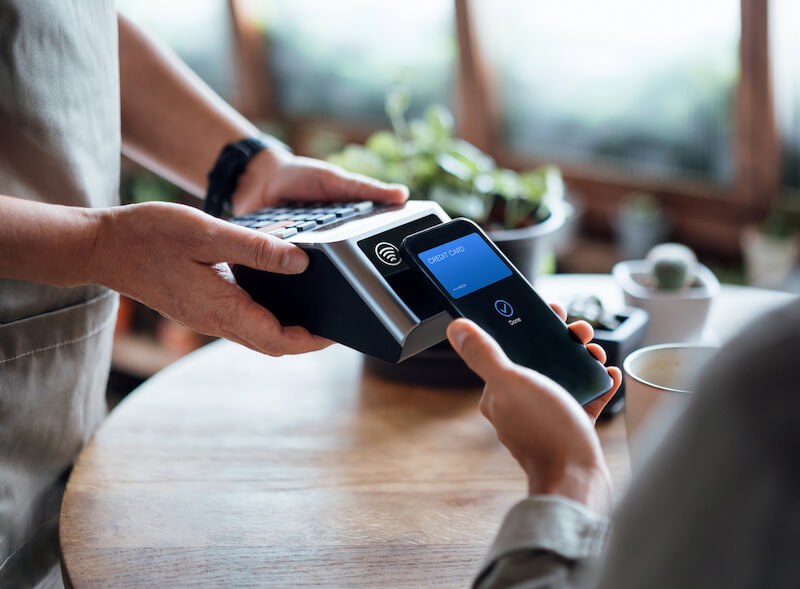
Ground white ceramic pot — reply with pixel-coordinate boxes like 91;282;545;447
741;227;799;289
613;260;719;346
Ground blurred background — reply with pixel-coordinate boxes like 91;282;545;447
110;0;800;399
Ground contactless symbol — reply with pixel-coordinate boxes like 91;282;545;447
494;299;514;317
374;242;402;266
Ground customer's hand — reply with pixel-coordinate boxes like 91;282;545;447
231;148;409;216
448;306;622;515
91;201;330;356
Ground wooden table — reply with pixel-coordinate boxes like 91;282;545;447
60;276;796;588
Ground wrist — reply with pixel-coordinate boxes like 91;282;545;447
230;146;293;217
84;205;119;289
527;460;613;516
205;135;292;219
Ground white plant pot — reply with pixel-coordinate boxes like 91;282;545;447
741;227;800;289
613;260;719;346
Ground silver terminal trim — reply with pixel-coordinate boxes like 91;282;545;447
310;201;450;346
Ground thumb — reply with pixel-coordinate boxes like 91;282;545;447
448;318;512;383
202;217;309;274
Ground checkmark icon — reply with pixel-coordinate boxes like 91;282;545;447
494;299;514;317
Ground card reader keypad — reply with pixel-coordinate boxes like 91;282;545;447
230;201;376;238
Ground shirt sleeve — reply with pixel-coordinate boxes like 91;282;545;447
473;495;609;589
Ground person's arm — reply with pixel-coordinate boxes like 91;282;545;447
591;300;800;589
0;194;327;355
1;14;410;356
117;15;407;215
446;311;622;588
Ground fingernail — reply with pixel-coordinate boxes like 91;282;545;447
281;248;309;273
448;322;469;352
389;184;410;199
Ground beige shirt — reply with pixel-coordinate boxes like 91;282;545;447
0;1;120;585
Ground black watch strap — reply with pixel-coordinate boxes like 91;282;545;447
203;136;288;218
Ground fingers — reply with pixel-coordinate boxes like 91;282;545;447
550;303;595;346
321;165;409;204
226;293;332;356
448;318;512;382
549;302;567;321
568;320;594;345
587;343;606;364
583;367;623;422
551;302;601;358
201;218;309;275
552;302;595;344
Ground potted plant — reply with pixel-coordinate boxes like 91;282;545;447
613;243;719;346
565;296;648;418
741;196;800;289
327;90;569;280
613;192;669;260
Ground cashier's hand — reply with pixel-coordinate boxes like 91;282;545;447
448;305;622;516
230;148;409;216
92;201;331;356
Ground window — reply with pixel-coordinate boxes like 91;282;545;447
246;0;457;123
474;0;740;185
116;1;784;257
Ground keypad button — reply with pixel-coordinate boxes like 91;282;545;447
312;214;336;224
351;201;374;212
269;227;298;239
295;221;318;232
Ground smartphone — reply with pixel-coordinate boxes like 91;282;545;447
401;218;613;405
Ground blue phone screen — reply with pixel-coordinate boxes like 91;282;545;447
418;233;512;299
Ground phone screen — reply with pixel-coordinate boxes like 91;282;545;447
417;233;511;298
403;220;612;405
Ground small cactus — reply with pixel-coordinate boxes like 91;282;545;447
646;243;697;291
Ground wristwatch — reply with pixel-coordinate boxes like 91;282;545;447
203;135;289;218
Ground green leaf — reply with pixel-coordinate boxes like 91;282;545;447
384;162;410;185
429;186;488;222
406;153;438;187
436;152;473;183
519;170;547;202
385;86;410;138
409;119;437;149
365;130;404;160
327;145;387;180
490;168;522;199
424;105;455;143
451;139;495;173
385;86;410;120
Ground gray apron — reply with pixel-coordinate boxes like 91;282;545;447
0;1;120;585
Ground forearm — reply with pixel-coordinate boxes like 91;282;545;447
118;14;261;197
0;195;103;287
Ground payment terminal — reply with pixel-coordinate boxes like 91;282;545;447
231;200;452;363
